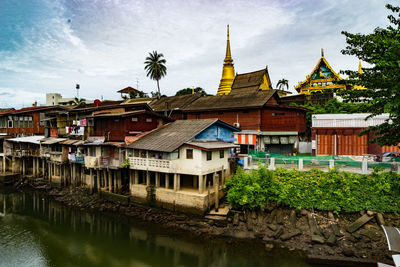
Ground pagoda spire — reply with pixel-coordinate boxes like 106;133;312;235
217;25;235;95
358;60;362;74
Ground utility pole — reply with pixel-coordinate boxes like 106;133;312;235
76;84;80;99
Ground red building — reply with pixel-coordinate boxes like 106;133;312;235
182;89;308;154
312;113;400;156
90;110;173;142
0;106;65;136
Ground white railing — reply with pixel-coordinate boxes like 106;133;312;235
128;157;171;170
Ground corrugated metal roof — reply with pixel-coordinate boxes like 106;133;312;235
7;135;44;144
186;140;239;150
60;139;85;145
150;94;200;112
312;113;390;128
127;119;219;152
183;90;277;111
40;137;67;145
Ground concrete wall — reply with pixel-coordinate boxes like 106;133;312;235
173;146;229;175
299;141;312;154
130;184;224;214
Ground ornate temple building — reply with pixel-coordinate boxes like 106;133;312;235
217;25;235;96
295;49;346;95
216;26;289;97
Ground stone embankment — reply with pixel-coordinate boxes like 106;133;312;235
16;179;398;266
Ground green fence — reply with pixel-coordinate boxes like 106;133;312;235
248;149;393;169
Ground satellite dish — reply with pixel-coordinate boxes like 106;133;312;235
94;99;101;107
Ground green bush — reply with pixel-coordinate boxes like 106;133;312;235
225;166;400;213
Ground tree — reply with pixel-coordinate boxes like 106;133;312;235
340;4;400;146
74;97;86;105
144;51;167;99
122;90;149;100
175;87;209;96
276;79;289;91
290;98;371;137
150;91;166;98
68;97;86;105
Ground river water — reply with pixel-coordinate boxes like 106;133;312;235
0;187;314;267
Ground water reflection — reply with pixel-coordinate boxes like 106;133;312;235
0;188;311;267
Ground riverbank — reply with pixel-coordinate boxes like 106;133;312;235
13;178;397;266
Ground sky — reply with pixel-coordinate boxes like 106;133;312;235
0;0;395;108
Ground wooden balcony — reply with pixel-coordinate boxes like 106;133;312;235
50;152;64;163
84;156;121;169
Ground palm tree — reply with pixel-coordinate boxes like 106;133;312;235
276;79;289;91
73;97;86;105
144;51;167;99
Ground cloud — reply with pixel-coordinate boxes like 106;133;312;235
0;0;393;107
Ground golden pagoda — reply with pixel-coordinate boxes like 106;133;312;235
295;49;346;95
217;25;235;95
353;60;366;90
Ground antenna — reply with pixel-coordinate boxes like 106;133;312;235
136;78;139;91
76;84;80;99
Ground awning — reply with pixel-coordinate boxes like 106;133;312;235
6;136;44;145
234;133;257;145
40;137;67;145
186;140;239;150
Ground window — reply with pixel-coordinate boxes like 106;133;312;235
186;149;193;159
89;147;96;157
7;116;13;128
218;111;223;115
14;117;19;128
28;116;33;128
140;151;147;158
219;150;224;158
0;117;6;128
146;118;152;122
24;117;29;128
134;149;139;157
131;117;138;122
39;113;45;126
206;151;212;161
272;113;285;116
196;113;200;120
242;110;249;114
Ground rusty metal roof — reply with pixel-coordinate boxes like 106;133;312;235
127;119;220;152
149;94;200;112
183;89;278;111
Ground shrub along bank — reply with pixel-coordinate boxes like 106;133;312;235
225;166;400;213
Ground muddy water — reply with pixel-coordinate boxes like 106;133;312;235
0;187;313;267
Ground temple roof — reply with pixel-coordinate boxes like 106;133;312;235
231;68;272;91
295;51;342;93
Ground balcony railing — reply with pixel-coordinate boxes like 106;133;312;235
50;152;63;163
128;157;171;171
4;149;39;157
68;153;85;164
84;156;121;168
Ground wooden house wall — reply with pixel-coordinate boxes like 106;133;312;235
186;109;261;130
94;114;160;141
312;128;398;156
260;107;307;132
7;112;44;135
